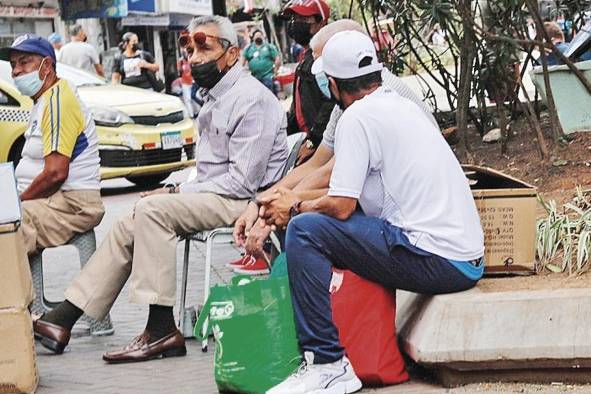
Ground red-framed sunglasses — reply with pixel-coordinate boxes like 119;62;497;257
178;32;231;52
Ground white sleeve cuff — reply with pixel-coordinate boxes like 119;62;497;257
320;139;334;151
328;188;361;199
178;182;197;194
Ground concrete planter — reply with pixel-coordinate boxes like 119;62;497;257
396;286;591;387
530;60;591;134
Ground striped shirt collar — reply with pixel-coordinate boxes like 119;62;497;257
204;62;243;100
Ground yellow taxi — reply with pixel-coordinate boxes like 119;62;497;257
0;60;196;187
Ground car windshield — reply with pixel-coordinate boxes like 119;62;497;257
0;60;106;88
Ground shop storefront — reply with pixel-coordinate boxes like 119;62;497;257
120;0;214;90
0;2;63;48
121;13;194;90
59;0;213;89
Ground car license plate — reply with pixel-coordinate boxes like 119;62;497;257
161;131;182;150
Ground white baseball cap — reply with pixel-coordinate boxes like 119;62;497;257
311;30;383;79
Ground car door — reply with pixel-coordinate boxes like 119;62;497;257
0;83;31;166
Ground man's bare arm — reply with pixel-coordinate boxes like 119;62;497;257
300;195;357;221
20;152;69;201
293;157;334;192
258;144;333;199
94;63;105;77
258;187;329;228
293;188;328;201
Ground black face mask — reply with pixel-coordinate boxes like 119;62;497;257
254;37;263;45
191;50;230;89
131;43;140;51
288;21;313;46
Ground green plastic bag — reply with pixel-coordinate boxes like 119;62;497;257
195;275;301;393
270;252;288;278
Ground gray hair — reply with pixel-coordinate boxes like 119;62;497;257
68;24;83;37
310;19;366;53
188;15;238;47
122;32;138;43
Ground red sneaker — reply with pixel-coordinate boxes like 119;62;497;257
233;256;270;275
226;255;252;269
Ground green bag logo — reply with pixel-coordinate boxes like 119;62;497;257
212;324;224;360
211;301;235;320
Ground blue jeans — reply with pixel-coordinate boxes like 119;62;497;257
285;211;479;364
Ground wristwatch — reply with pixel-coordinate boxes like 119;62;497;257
165;184;177;193
289;200;303;218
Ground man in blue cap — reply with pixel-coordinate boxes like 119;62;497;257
0;34;104;268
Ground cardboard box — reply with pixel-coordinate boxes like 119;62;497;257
463;165;538;273
0;223;33;309
0;308;38;394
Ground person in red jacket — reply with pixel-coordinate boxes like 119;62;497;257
177;47;195;118
283;0;334;163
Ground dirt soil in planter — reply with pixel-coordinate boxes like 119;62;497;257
450;112;591;282
452;113;591;211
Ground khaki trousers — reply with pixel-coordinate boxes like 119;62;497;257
21;190;105;256
65;192;247;320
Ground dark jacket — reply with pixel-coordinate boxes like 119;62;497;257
287;49;335;147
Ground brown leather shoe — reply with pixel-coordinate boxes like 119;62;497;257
102;330;186;364
33;318;71;354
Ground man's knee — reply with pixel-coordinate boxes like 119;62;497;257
289;212;334;233
134;195;166;220
111;212;134;239
286;213;334;249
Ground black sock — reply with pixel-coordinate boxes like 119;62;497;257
145;305;176;341
41;300;83;331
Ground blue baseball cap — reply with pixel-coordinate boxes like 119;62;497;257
0;34;56;63
48;33;62;44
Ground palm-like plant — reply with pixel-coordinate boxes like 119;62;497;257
537;187;591;275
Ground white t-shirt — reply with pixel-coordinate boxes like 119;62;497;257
16;79;100;192
321;68;437;151
329;86;484;261
58;41;100;74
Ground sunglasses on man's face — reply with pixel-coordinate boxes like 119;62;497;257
178;32;230;52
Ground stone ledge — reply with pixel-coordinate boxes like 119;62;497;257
432;366;591;388
396;285;591;386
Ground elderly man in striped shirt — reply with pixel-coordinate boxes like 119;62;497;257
233;19;437;258
33;15;289;363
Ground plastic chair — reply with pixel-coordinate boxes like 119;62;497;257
177;132;307;346
29;230;114;336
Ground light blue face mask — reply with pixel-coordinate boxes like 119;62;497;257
14;58;47;97
314;71;331;100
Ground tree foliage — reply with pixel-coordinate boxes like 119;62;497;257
357;0;591;159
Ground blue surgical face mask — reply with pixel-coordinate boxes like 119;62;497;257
315;71;331;100
14;58;47;97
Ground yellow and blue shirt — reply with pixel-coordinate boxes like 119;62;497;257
15;79;100;192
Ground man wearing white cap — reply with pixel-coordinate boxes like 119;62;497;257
267;31;484;394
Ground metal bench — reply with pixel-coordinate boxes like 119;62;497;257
177;132;307;347
29;230;114;336
178;228;234;348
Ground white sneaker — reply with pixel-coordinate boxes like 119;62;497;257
267;351;362;394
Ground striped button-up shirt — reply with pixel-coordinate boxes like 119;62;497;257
180;63;288;198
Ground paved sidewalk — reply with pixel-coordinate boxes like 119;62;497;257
34;177;590;394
